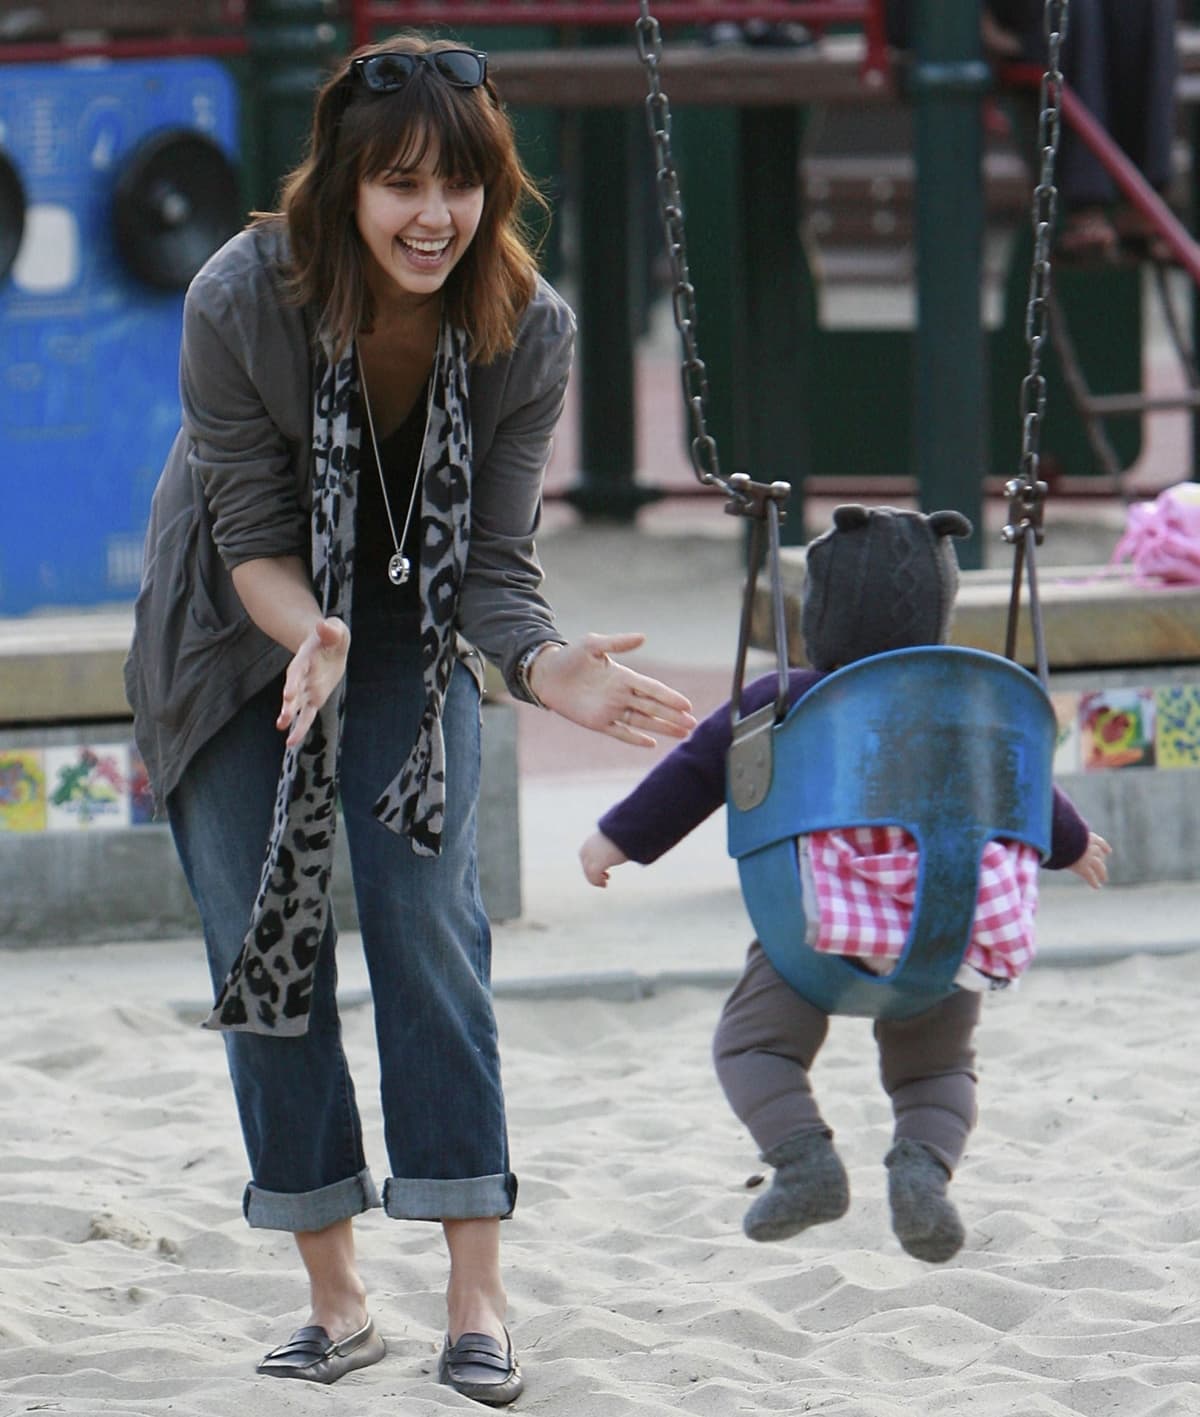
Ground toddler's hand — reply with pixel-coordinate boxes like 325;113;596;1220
580;830;629;887
1068;832;1112;889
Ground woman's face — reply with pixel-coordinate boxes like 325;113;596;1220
355;139;484;306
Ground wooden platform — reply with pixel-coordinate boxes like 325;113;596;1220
491;34;889;108
489;25;1200;110
751;556;1200;672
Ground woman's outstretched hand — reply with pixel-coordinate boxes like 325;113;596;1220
277;617;351;748
529;633;696;747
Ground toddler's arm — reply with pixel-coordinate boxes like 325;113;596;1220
580;831;628;887
586;667;825;873
1067;831;1111;888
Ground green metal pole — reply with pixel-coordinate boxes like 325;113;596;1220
739;107;811;545
673;108;746;494
246;0;342;212
911;0;989;567
568;105;660;521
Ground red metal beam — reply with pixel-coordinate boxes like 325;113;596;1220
356;1;874;22
0;36;248;63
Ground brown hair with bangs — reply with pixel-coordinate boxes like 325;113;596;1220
262;32;547;363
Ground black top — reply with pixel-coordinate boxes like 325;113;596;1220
353;384;428;614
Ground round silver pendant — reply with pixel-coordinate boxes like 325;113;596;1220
387;553;411;586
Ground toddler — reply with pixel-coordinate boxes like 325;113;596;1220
581;505;1110;1262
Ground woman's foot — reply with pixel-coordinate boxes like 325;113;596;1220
439;1327;523;1407
1057;207;1119;265
440;1215;520;1401
257;1316;385;1384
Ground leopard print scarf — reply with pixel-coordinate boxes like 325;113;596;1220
204;321;473;1035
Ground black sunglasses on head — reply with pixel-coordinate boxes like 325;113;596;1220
352;49;488;93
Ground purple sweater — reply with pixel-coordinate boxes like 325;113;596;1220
599;668;1090;871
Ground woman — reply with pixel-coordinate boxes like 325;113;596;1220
888;0;1178;262
992;0;1178;262
124;33;695;1404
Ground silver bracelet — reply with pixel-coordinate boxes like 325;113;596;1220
515;642;558;710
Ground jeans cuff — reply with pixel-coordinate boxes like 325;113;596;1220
243;1167;381;1231
382;1171;517;1221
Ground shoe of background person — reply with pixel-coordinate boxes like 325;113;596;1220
1113;205;1175;265
1056;206;1119;265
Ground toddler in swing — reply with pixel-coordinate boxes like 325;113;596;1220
580;505;1110;1263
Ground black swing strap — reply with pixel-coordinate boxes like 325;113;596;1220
636;0;1060;705
1003;0;1070;693
635;2;792;743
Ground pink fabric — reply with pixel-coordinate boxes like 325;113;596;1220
805;826;1040;982
1111;482;1200;587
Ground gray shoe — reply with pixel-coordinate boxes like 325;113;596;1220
743;1131;850;1243
885;1139;965;1263
438;1328;524;1407
256;1318;385;1383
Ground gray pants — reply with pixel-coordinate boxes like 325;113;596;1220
712;941;981;1174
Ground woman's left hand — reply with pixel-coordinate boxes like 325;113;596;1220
529;633;696;747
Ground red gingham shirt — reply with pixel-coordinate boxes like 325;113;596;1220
804;826;1040;981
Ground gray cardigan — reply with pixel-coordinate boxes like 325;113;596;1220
124;223;575;804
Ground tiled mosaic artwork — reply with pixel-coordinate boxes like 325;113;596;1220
2;682;1199;834
1080;688;1156;771
0;743;149;833
1154;685;1200;769
0;750;47;833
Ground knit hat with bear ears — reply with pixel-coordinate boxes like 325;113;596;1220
801;504;973;671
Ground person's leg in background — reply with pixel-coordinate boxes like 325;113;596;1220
1106;0;1178;258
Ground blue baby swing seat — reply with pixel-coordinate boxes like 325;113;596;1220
727;646;1056;1021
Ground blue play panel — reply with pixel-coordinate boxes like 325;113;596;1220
0;57;239;614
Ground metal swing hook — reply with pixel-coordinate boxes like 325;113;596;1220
728;474;793;812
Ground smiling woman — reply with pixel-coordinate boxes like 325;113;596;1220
122;28;695;1408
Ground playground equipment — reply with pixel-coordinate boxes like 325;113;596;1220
0;56;240;613
637;0;1067;1017
1001;59;1200;500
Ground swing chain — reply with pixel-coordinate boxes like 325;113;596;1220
636;6;758;515
1003;0;1067;692
1005;0;1068;549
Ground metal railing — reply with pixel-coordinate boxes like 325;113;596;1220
0;0;248;63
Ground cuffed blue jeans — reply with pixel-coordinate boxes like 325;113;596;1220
168;606;516;1232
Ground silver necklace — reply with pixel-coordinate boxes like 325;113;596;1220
356;343;435;587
